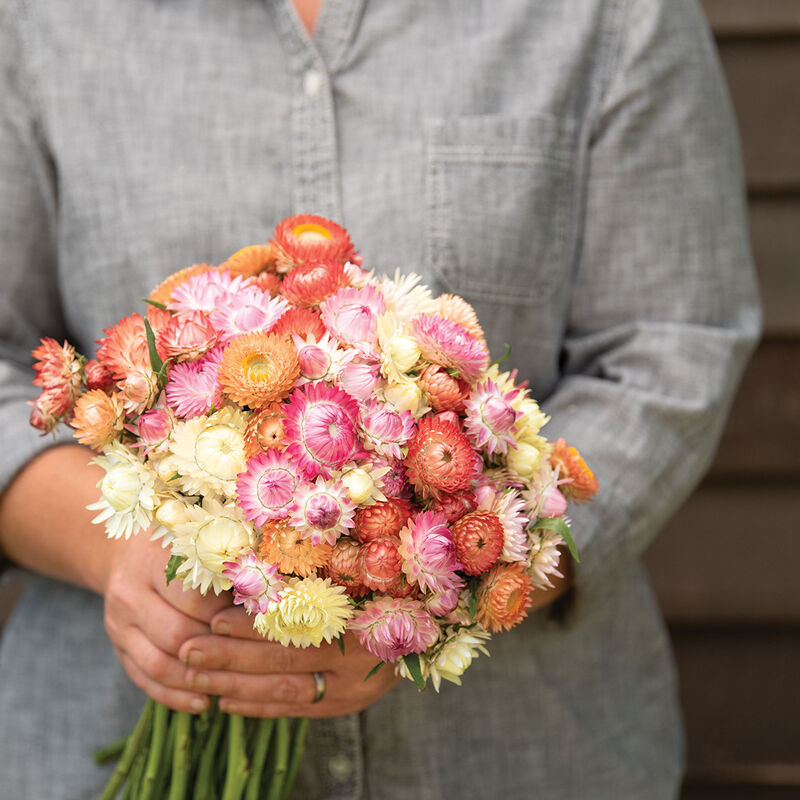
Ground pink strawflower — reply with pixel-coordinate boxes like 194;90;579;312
119;367;159;416
463;379;522;455
209;284;289;345
358;399;415;459
165;349;223;419
236;451;300;526
289;476;356;546
320;285;386;347
423;583;463;617
291;332;355;385
337;357;382;401
541;486;568;517
282;382;366;479
131;407;174;453
412;313;489;382
84;359;115;392
168;270;247;315
368;455;409;499
348;596;439;663
156;310;219;362
29;384;74;433
222;550;284;615
398;511;463;594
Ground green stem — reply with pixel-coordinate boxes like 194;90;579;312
94;733;130;765
280;718;310;800
265;717;290;800
221;714;250;800
152;711;176;800
100;700;154;800
193;701;225;800
244;718;275;800
122;744;148;800
167;711;192;800
139;702;169;800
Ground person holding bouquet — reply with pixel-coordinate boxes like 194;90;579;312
0;1;759;798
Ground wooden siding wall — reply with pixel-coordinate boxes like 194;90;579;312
0;2;797;797
645;2;800;798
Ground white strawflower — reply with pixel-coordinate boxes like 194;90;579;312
170;497;255;593
168;406;248;499
428;626;491;692
527;528;565;590
87;443;157;539
373;270;437;325
254;577;353;648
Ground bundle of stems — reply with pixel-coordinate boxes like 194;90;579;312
95;699;309;800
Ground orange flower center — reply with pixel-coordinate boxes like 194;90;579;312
242;354;273;382
292;222;332;242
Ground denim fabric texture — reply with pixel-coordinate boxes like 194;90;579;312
0;1;760;798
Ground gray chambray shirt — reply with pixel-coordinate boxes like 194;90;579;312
0;1;760;798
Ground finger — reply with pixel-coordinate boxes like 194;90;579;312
184;668;319;706
120;625;203;694
178;634;338;674
134;588;212;657
208;606;264;639
158;577;233;626
116;648;209;715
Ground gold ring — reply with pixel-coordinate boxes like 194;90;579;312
311;671;326;704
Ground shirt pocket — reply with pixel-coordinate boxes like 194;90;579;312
423;114;579;305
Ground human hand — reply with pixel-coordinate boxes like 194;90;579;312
103;532;232;713
178;608;400;718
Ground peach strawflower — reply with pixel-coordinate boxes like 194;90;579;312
258;518;332;577
148;264;218;307
549;438;599;504
353;497;414;543
434;293;486;343
253;270;282;297
221;244;275;277
71;389;125;450
450;511;505;575
271;214;357;272
404;415;480;499
31;338;82;396
95;314;151;380
323;537;370;597
29;385;75;433
416;364;468;413
475;563;534;633
243;402;286;457
156;310;219;362
271;307;327;340
431;489;478;523
280;259;348;308
219;332;299;408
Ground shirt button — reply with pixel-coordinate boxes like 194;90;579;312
303;68;323;98
327;753;352;781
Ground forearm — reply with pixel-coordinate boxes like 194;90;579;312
0;443;122;594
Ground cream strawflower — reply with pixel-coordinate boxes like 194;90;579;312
373;270;437;325
170;497;255;593
168;406;248;499
427;626;491;692
254;576;353;648
376;313;421;384
150;495;196;546
86;443;158;539
382;376;429;418
527;527;565;590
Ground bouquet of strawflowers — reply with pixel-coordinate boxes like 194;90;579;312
29;215;597;799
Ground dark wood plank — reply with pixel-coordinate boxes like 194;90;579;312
703;0;800;37
672;628;800;769
645;484;800;624
716;39;800;191
710;341;800;479
749;197;800;337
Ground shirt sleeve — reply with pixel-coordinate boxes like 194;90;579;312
542;0;761;609
0;5;74;570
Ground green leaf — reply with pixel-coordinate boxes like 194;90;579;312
167;472;181;482
165;554;186;585
402;653;426;691
142;297;169;312
490;342;512;367
143;318;164;374
533;517;580;562
336;636;346;656
363;661;384;682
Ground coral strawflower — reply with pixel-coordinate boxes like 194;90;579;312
450;511;505;575
271;307;327;340
353;497;414;543
280;259;348;308
271;214;357;272
323;537;370;597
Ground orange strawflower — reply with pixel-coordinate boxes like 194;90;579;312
148;264;218;307
549;438;598;504
219;332;299;408
243;402;286;457
221;244;276;277
475;563;534;633
258;519;332;577
70;390;125;450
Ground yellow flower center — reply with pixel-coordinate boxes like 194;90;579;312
242;354;273;382
292;222;332;242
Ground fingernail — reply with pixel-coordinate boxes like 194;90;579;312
190;697;207;713
184;649;204;668
190;672;210;690
213;620;231;636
